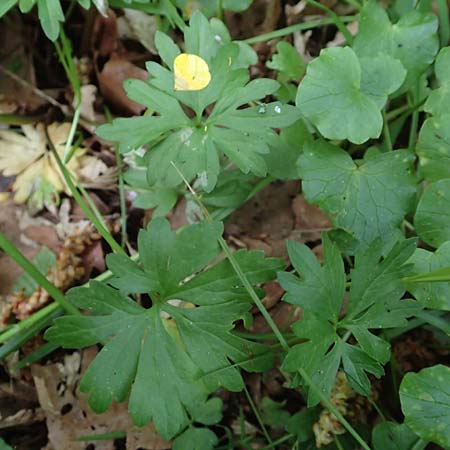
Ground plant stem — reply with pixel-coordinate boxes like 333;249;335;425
382;110;393;151
436;0;450;46
304;0;354;45
0;254;139;346
243;384;274;447
298;368;372;450
261;433;295;449
0;303;59;345
0;234;79;315
408;82;420;152
242;16;357;44
114;145;127;247
170;162;290;352
50;143;125;255
417;310;450;335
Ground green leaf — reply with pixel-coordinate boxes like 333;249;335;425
416;114;450;181
296;47;405;144
266;41;306;80
406;242;450;310
299;141;417;250
279;237;418;404
286;407;320;443
173;427;218;450
415;179;450;248
424;47;450;116
37;0;65;41
260;397;290;429
13;246;56;296
279;235;345;322
97;12;297;190
372;422;419;450
353;1;439;87
0;438;13;450
19;0;36;13
264;120;312;180
400;364;450;449
46;219;280;437
0;0;17;17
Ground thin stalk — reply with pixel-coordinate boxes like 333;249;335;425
105;108;127;246
54;30;82;163
170;161;289;352
242;16;357;44
160;0;186;31
408;82;420;152
305;0;354;44
387;98;426;122
0;303;60;345
76;181;108;229
0;254;139;346
75;432;127;441
334;435;345;450
243;384;274;447
0;114;44;125
114;145;127;247
382;110;393;151
298;368;372;450
261;433;295;449
62;105;81;163
436;0;450;46
0;234;79;315
417;310;450;335
410;438;428;450
13;342;60;370
49;142;125;255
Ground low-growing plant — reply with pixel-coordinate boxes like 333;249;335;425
2;1;450;449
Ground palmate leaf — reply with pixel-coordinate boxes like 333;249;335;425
45;218;282;439
279;236;420;405
353;0;439;89
299;141;417;252
296;46;405;144
406;242;450;310
400;365;450;449
97;11;301;191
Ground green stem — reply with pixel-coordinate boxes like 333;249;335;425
171;162;289;352
50;144;125;255
305;0;354;45
0;253;139;346
436;0;450;46
0;234;79;315
408;82;420;152
382;110;393;151
417;310;450;335
410;438;428;450
0;303;60;345
114;145;127;247
0;114;44;125
299;368;372;450
243;384;274;447
242;16;357;44
261;433;295;449
63;103;81;163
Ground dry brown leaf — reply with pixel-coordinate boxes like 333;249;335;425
98;55;148;115
0;123;86;212
32;348;171;450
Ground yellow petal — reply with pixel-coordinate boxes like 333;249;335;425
173;53;211;91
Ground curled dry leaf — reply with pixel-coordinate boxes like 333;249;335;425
0;123;86;212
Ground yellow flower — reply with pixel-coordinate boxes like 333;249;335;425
173;53;211;91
